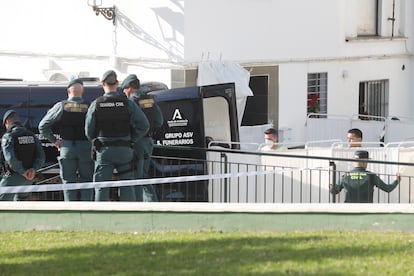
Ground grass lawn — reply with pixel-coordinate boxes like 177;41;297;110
1;230;414;275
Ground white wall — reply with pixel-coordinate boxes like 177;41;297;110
185;0;410;61
185;0;341;62
184;0;413;142
332;58;412;117
278;64;307;143
0;0;184;83
278;56;412;143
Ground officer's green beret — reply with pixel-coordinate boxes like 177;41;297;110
2;110;17;125
67;78;84;89
121;74;140;90
101;70;117;85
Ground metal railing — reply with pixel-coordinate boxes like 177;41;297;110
29;163;63;201
21;144;414;203
148;145;414;203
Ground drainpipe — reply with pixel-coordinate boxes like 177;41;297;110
388;0;396;39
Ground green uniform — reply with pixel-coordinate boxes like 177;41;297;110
38;97;94;201
85;91;149;201
0;122;45;201
332;167;399;203
130;91;163;201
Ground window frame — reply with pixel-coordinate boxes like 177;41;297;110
358;79;389;120
357;0;378;37
307;72;328;117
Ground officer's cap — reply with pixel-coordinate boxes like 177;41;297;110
354;150;369;160
101;70;117;85
2;110;17;125
121;74;140;90
67;78;84;89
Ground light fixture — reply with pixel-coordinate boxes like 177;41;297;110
87;0;116;25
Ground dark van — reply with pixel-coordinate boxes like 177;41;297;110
0;80;168;166
0;81;239;201
1;82;97;164
149;82;240;201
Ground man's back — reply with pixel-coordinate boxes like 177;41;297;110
340;167;375;203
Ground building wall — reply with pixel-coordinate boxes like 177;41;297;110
277;56;412;143
185;0;341;61
185;0;414;142
0;0;184;82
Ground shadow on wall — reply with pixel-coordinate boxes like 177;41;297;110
116;5;184;62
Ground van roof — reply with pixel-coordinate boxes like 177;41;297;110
0;78;100;87
0;79;167;88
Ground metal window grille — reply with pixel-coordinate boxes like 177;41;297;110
359;80;389;120
307;72;328;115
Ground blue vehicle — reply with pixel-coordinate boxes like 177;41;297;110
0;80;239;201
0;80;167;164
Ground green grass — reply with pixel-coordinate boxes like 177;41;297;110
1;230;414;275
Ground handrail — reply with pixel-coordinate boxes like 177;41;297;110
307;113;349;120
36;163;59;174
305;139;342;149
331;141;385;149
351;113;386;121
155;144;414;167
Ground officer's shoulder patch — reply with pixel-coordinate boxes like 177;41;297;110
138;98;155;108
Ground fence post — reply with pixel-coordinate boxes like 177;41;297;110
221;153;228;202
329;161;336;203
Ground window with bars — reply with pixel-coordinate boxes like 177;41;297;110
359;80;389;120
307;72;327;116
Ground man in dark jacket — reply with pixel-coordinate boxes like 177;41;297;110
330;150;400;203
39;79;93;201
121;74;163;201
0;110;45;201
85;70;149;201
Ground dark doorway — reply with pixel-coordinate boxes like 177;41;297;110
241;75;269;126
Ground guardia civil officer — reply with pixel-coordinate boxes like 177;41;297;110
330;150;400;203
121;74;163;201
0;110;45;201
85;70;149;201
38;79;94;201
